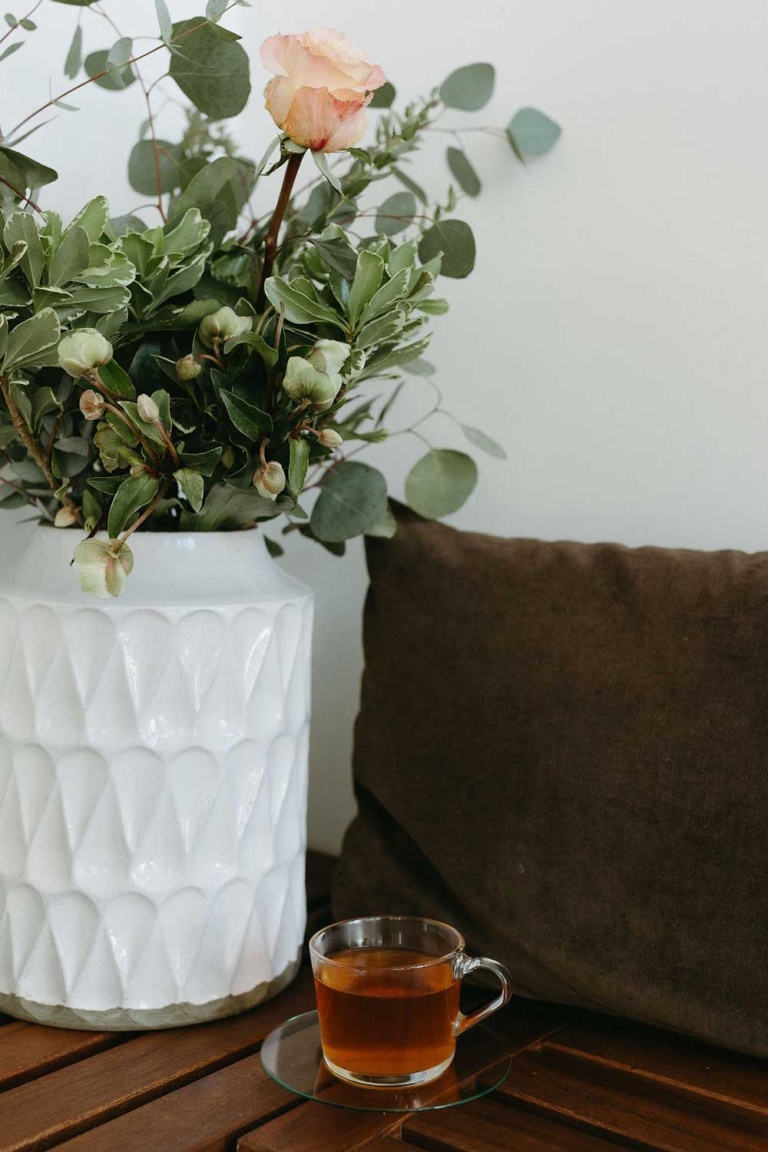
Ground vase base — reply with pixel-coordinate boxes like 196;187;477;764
0;951;302;1031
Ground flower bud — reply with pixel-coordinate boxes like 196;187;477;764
318;428;343;449
198;306;253;348
252;460;286;500
137;394;160;423
58;329;113;378
283;340;348;409
54;506;78;528
176;355;203;381
79;389;106;421
73;538;134;599
221;446;235;470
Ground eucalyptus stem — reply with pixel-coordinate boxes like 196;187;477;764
256;151;305;310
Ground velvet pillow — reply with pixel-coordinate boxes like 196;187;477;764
333;509;768;1057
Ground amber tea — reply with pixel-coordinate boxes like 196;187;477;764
314;945;461;1081
309;916;512;1088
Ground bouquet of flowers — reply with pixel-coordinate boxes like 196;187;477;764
0;3;560;596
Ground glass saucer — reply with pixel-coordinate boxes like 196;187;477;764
260;1010;511;1113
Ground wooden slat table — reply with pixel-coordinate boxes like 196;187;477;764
1;854;767;1152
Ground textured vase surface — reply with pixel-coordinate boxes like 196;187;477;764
0;528;313;1029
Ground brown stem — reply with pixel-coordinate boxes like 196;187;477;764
0;0;43;48
102;401;162;467
256;151;305;310
153;420;179;467
0;174;41;213
0;374;81;521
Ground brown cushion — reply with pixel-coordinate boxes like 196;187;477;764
332;508;768;1057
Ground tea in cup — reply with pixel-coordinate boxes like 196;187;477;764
309;915;512;1088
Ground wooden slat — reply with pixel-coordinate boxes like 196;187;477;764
239;998;575;1152
0;1022;121;1092
548;1019;768;1116
53;1054;298;1152
365;1141;421;1151
403;1096;622;1151
0;971;315;1152
490;1046;768;1152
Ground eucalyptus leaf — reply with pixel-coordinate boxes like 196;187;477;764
0;145;57;195
311;461;388;543
440;62;495;111
375;191;417;238
369;81;396;109
155;0;172;41
460;423;507;459
418;219;475;279
446;147;481;197
405;448;478;518
84;48;135;91
128;139;182;196
507;107;562;159
169;18;251;119
64;24;82;79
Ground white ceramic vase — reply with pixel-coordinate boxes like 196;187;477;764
0;527;313;1029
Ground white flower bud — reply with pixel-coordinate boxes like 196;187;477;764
253;460;286;500
73;538;134;599
198;306;253;348
318;428;343;449
54;506;78;528
176;355;203;381
58;329;113;378
137;394;160;423
307;339;349;377
283;356;343;408
79;389;106;421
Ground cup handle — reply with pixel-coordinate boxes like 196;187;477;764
454;953;513;1036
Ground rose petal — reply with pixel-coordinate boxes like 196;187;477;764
282;86;370;152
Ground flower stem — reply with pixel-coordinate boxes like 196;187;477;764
0;374;81;522
256;151;305;310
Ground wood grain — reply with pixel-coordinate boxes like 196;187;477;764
403;1096;622;1151
0;971;315;1152
53;1054;298;1152
491;1046;768;1152
0;1023;121;1092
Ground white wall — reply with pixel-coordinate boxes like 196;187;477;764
3;1;768;852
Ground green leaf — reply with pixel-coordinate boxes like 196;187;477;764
106;36;132;71
264;276;346;330
174;467;204;511
205;0;228;19
375;191;417;238
359;268;411;325
64;24;82;78
418;219;475;279
369;81;396;109
3;308;60;371
347;251;384;327
460;423;507;460
392;167;427;206
182;483;285;530
4;211;44;286
0;145;57;194
67;195;109;242
310;236;358;281
222;329;278;367
179;446;221;476
128;139;181;195
357;308;406;350
507;107;562;159
107;473;160;537
440;62;495;111
288;437;309;498
0;42;22;63
48;225;90;286
264;536;284;559
49;0;100;5
405;449;478;519
311;461;388;543
84;48;135;90
446;147;481;197
61;284;131;315
220;390;271;440
155;0;172;41
365;502;397;539
312;150;342;195
169;18;251;119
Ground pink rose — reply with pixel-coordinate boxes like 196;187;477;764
261;27;386;153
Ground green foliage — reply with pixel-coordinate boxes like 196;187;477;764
507;107;562;160
440;63;495;111
168;19;251;120
405;449;478;518
0;14;564;592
